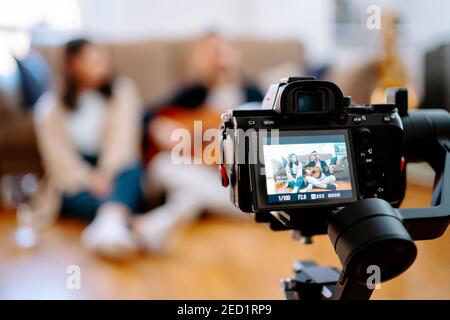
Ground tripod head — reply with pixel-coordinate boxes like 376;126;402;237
261;89;450;299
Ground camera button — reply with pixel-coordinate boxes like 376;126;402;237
263;119;275;126
336;112;348;123
358;129;372;146
352;116;364;124
400;156;406;173
219;164;229;187
338;271;347;284
363;170;377;187
383;114;393;123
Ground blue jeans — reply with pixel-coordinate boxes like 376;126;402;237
287;175;306;189
61;156;144;221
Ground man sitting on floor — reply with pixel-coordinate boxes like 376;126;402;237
304;151;337;190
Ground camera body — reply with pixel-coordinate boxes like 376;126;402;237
220;77;405;214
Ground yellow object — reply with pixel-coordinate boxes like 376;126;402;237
371;7;418;108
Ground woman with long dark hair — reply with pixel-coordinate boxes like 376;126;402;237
34;39;143;259
285;153;307;193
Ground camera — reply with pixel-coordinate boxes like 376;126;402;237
219;77;404;214
219;76;450;300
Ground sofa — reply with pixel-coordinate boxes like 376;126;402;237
0;39;305;186
33;39;305;104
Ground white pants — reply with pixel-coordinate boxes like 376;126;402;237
143;152;243;238
304;174;336;189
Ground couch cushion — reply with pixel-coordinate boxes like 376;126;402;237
110;41;173;103
33;39;304;107
235;40;304;81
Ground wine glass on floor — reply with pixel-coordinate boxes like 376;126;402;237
1;173;40;249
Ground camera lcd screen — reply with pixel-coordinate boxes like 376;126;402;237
261;130;357;206
296;92;324;112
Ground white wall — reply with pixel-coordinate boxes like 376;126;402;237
4;0;450;78
65;0;450;68
76;0;334;65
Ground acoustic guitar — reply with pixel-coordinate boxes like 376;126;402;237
148;105;222;165
305;166;322;178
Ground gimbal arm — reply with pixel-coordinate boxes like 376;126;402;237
399;109;450;240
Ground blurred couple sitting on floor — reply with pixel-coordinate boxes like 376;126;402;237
32;33;263;260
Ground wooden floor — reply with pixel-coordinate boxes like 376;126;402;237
0;183;449;299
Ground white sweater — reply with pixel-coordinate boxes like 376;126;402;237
33;77;142;194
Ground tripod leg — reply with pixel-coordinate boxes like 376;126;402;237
331;272;373;300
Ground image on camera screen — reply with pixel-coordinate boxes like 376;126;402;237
262;131;355;204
